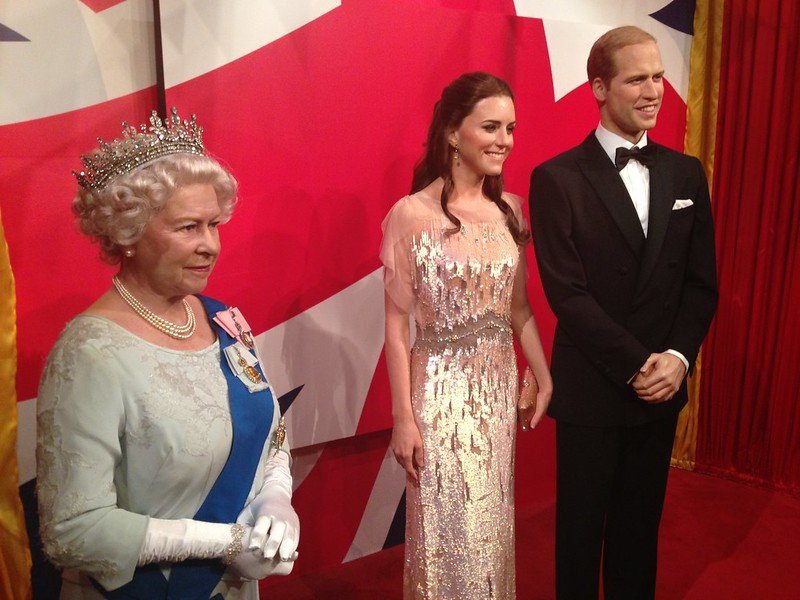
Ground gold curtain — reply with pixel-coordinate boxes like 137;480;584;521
671;0;725;470
0;207;32;599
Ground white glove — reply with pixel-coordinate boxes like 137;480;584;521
137;518;249;565
237;450;299;562
228;547;294;580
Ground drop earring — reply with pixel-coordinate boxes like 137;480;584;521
454;145;461;167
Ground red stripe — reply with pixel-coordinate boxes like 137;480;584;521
355;349;393;436
288;431;392;574
79;0;127;12
2;1;687;410
0;89;159;401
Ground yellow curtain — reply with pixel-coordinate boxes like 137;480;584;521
671;0;725;470
0;207;32;599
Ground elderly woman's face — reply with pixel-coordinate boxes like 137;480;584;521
130;183;222;298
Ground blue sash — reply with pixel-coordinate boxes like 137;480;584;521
97;296;274;599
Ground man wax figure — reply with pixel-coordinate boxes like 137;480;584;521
529;26;718;599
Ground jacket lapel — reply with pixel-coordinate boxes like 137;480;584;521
634;143;674;297
577;134;645;258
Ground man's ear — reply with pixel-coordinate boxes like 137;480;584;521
591;77;607;103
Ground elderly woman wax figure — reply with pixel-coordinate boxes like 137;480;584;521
36;109;299;599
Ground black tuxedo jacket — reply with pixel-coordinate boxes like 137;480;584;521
530;133;718;427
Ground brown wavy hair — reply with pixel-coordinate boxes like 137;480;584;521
410;71;530;245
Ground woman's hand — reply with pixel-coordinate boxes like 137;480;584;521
518;367;553;432
229;545;296;580
517;368;539;431
237;448;299;567
530;379;552;430
391;418;424;485
238;488;299;563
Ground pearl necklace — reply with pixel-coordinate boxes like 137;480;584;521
112;276;196;339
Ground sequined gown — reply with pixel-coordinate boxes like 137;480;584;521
381;190;524;599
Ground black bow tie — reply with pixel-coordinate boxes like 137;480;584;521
614;145;655;170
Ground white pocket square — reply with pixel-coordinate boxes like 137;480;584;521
672;198;694;210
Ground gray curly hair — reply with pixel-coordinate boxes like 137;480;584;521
72;153;237;264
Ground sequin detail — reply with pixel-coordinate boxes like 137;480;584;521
403;216;519;600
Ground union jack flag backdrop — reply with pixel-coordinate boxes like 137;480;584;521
0;0;695;595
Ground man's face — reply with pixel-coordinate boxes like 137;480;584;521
593;41;664;143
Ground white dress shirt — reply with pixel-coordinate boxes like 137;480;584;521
595;123;651;236
594;123;690;377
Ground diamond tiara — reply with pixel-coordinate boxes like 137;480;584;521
74;107;205;190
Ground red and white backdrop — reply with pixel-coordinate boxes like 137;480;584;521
0;0;694;592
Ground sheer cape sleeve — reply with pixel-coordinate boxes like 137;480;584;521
504;192;532;290
503;192;529;240
380;196;418;314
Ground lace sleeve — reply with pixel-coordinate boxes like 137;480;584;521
380;198;417;313
36;334;148;591
503;192;530;237
504;192;532;290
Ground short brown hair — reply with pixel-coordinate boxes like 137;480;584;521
587;26;657;83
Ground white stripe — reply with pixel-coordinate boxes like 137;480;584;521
0;0;154;125
160;0;341;88
16;397;36;485
514;0;638;22
513;0;692;101
78;0;155;102
542;19;613;102
343;445;406;562
256;268;385;450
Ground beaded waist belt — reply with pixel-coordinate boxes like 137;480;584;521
414;314;512;348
